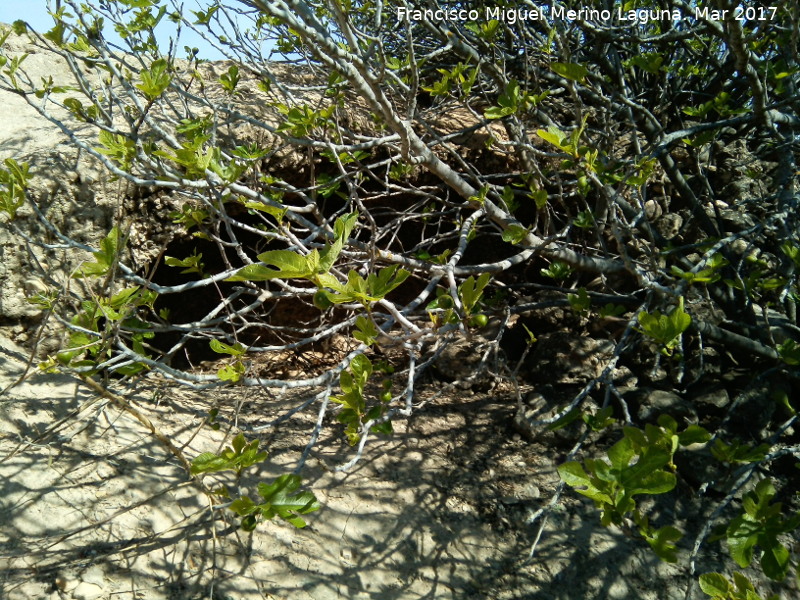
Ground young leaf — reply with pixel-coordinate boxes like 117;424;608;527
319;211;358;272
227;249;318;282
165;251;204;275
557;462;613;504
711;439;769;464
537;127;568;151
190;433;268;475
698;573;730;597
255;474;321;528
229;495;257;517
191;452;233;474
73;226;121;278
551;62;588;83
137;58;171;99
460;272;490;314
501;224;529;245
218;361;246;383
637;297;691;355
353;315;379;346
541;261;573;280
210;339;246;356
644;525;682;563
568;287;590;313
0;158;29;218
220;64;240;94
96;130;137;170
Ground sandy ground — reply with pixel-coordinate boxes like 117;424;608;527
0;331;703;600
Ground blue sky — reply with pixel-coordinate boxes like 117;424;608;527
0;0;228;60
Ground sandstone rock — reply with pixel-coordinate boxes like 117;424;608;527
71;581;104;600
527;332;615;384
693;388;730;410
630;388;697;423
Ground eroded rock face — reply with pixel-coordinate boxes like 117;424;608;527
0;154;123;351
1;26;513;357
0;33;219;341
0;30;111;330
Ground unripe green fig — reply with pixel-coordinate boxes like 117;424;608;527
313;289;333;310
469;314;489;328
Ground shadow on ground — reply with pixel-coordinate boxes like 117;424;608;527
1;335;707;600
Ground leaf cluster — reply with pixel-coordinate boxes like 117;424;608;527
558;415;709;560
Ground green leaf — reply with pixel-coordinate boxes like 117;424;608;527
73;226;121;278
353;315;379;346
190;452;231;474
626;53;664;74
727;515;759;567
583;406;616;431
558;462;613;504
678;425;711;446
96;130;137;170
193;4;219;24
547;407;582;431
220;64;240;94
777;339;800;365
370;419;393;436
484;105;515;120
319;212;358;272
229;495;257;516
537;127;568;151
350;353;373;383
624;469;676;496
460;272;490;314
190;433;268;475
243;200;287;221
637;297;691;354
209;339;246;356
699;573;730;597
255;474;321;528
550;62;588;83
165;251;204;275
731;572;758;596
541;261;573;280
761;543;790;580
529;188;548;209
568;287;590;313
644;525;682;563
324;265;409;306
607;437;636;471
108;286;140;309
501;224;529;245
780;241;800;268
137;58;171;99
599;303;626;318
227;249;318;282
711;439;770;464
218;361;245;383
573;210;595;229
468;185;489;205
0;158;30;218
1;51;28;88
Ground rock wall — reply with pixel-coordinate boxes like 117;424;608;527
0;28;117;353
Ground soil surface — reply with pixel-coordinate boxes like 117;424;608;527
4;331;786;600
